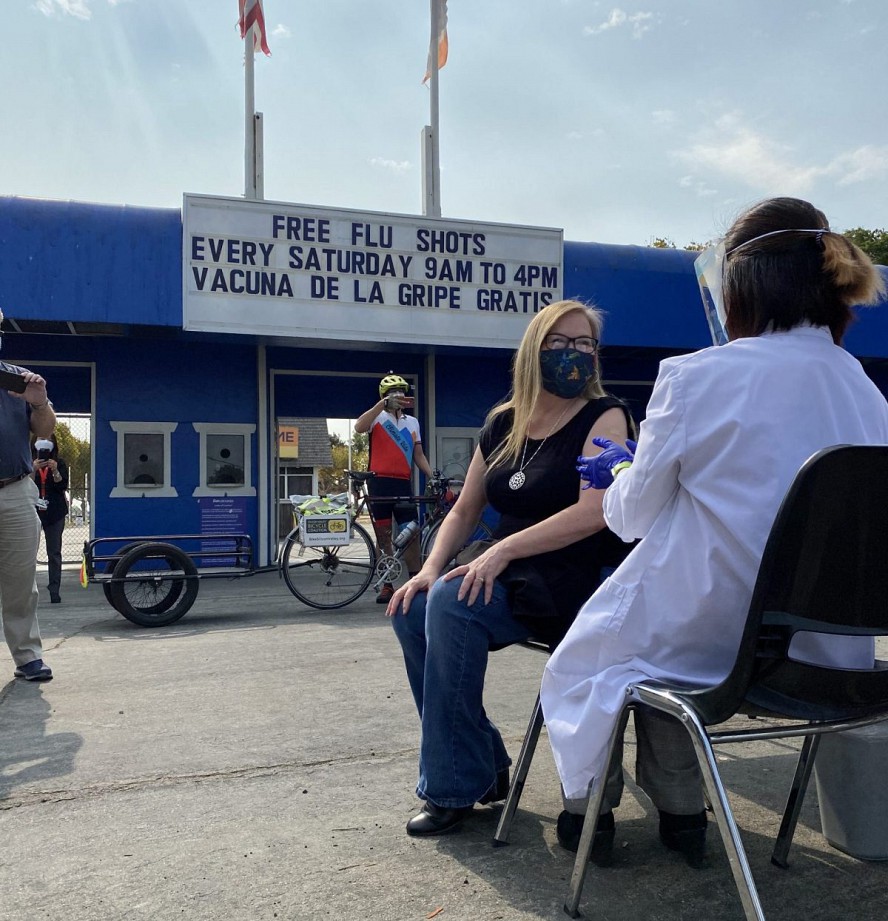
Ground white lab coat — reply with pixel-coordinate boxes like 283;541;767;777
542;326;888;800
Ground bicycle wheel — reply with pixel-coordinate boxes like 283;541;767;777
421;516;494;562
108;542;199;627
282;521;376;610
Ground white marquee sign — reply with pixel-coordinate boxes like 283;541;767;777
182;194;563;349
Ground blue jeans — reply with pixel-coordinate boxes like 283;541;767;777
390;575;531;808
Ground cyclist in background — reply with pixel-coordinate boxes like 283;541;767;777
355;373;433;603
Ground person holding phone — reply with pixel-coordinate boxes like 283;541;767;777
0;307;57;681
32;436;69;605
355;373;434;603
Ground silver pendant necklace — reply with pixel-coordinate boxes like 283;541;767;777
508;402;573;490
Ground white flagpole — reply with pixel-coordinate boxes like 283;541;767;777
244;25;258;200
424;0;442;217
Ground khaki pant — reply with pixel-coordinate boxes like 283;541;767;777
0;476;43;666
564;706;704;816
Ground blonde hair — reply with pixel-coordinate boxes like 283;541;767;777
485;300;606;469
821;233;886;306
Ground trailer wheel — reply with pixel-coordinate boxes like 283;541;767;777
108;542;199;627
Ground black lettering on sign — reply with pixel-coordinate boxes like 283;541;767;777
479;262;506;284
271;215;331;242
397;284;461;309
353;280;384;303
351;223;393;248
424;257;472;282
476;289;552;313
200;268;294;297
513;265;558;288
416;229;487;256
310;275;340;300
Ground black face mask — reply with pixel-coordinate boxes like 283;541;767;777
539;349;598;398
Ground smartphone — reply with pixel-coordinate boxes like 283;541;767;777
400;396;415;410
0;368;28;394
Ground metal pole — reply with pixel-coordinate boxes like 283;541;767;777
426;0;442;217
244;28;257;199
255;111;264;200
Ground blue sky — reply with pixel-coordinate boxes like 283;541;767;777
5;0;887;246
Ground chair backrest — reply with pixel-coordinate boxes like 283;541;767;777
688;444;888;725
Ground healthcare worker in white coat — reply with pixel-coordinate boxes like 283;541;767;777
541;196;888;869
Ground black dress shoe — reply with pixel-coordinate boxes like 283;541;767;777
50;594;61;604
556;810;616;867
478;769;510;805
659;809;708;869
406;802;473;837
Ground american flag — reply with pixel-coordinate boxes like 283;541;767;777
238;0;271;56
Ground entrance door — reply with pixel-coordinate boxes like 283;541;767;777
19;362;95;566
270;370;422;551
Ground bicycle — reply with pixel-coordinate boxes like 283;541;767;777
280;470;493;610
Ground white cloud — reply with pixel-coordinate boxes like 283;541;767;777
652;109;676;126
584;9;655;39
584;9;627;35
34;0;92;19
674;114;888;195
679;175;717;198
369;158;411;174
675;113;824;194
831;145;888;185
33;0;126;18
272;24;291;39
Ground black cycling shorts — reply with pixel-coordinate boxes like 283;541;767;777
367;476;417;525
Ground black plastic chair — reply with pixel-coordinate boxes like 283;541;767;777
565;445;888;921
492;637;553;846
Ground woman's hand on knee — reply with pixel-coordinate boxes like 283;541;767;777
443;546;508;607
387;569;436;617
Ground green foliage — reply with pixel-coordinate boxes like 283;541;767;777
52;421;91;491
649;238;709;252
842;228;888;266
318;432;369;495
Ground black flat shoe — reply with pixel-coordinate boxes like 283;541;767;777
406;802;473;837
479;769;510;805
556;810;616;867
659;809;708;869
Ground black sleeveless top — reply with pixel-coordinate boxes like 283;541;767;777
479;397;634;644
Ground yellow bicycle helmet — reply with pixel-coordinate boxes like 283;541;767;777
379;373;409;398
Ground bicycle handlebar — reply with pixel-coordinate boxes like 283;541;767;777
347;469;458;492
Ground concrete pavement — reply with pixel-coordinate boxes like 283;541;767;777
2;566;887;921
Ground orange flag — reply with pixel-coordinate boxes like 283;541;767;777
423;0;448;84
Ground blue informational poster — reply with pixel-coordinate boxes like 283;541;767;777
198;497;248;567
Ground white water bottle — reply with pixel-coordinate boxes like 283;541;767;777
393;520;420;550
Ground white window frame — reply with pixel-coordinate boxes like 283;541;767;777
110;421;178;498
192;423;257;497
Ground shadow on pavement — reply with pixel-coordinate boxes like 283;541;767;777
0;681;83;802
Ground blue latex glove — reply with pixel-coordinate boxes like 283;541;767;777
576;437;638;490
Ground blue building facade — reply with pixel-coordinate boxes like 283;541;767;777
2;196;886;565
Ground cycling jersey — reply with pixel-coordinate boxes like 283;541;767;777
368;411;421;480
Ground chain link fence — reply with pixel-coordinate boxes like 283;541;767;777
37;480;91;566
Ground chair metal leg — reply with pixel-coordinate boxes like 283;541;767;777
492;694;545;846
563;698;631;918
771;734;820;869
634;686;767;921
